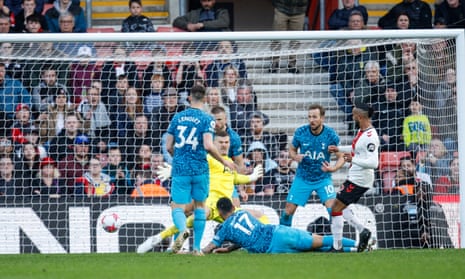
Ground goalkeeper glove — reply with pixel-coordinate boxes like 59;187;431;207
248;164;263;182
156;163;172;182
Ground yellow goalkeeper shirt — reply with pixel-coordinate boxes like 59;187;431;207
206;154;250;202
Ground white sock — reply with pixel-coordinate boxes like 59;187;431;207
331;215;344;250
343;207;365;232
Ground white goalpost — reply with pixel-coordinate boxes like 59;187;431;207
0;29;463;253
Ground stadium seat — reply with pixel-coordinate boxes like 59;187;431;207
87;27;116;33
156;26;185;32
42;3;53;15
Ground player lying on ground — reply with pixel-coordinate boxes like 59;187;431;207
202;197;359;254
137;131;267;254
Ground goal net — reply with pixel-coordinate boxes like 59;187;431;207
0;30;463;253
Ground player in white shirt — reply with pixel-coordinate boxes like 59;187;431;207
327;102;379;252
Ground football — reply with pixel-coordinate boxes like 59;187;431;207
101;213;120;233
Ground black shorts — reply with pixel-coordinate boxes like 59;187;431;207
336;180;369;206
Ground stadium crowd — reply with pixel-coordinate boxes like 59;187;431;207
0;0;460;206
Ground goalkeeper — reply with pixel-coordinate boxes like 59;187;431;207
137;130;266;254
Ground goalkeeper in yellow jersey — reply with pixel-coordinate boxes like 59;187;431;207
137;130;266;254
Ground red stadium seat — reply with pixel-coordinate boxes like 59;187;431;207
156;26;185;32
379;151;411;193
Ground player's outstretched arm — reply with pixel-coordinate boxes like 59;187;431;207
202;242;219;254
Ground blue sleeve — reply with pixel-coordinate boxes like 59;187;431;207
46;15;59;33
74;11;87;33
17;80;31;106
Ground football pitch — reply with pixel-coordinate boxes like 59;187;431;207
1;249;464;279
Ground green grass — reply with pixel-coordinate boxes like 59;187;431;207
1;250;465;279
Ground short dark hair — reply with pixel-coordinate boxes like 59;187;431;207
129;0;142;7
210;105;225;115
216;197;234;215
308;104;325;117
215;129;229;138
26;14;41;24
190;85;206;101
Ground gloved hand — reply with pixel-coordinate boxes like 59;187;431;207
248;164;263;182
156;163;172;182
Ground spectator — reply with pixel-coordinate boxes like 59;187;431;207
229;79;268;134
10;103;34;145
434;157;459;194
436;84;457;153
23;13;44;33
392;156;432;195
172;0;230;32
20;42;68;92
30;156;66;198
14;142;40;192
133;144;152;172
352;60;386;106
106;74;129;119
6;0;45;16
0;62;31;122
418;138;452;182
13;0;47;33
174;44;204;105
261;149;295;195
434;16;448;28
48;112;82;161
116;86;144;138
218;65;239;105
36;88;74;145
102;144;133;195
141;45;172;92
242;111;279;160
328;0;368;30
150;88;186;151
434;0;465;28
0;13;12;33
205;87;231;127
402;99;432;156
205;40;247;87
45;0;86;33
68;45;99;104
245;141;278;195
1;42;26;82
378;0;432;29
118;113;155;167
76;86;112;141
269;0;308;74
130;163;169;197
385;42;416;83
0;156;17;196
75;156;114;197
100;45;139;100
396;12;411;29
143;73;165;114
372;83;410;152
121;0;154;32
330;39;376;118
58;133;91;193
31;65;69;115
0;136;14;159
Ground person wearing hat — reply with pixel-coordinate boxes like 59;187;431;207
328;101;379;252
10;103;36;145
242;111;279;160
58;133;91;192
31;156;65;198
68;45;99;103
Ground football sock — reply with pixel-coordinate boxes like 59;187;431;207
279;212;293;226
160;225;179;239
258;214;270;224
326;207;332;222
331;212;344;250
172;207;187;233
322;235;333;247
342;237;356;247
193;208;206;251
343;207;365;232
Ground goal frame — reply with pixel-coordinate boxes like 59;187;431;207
1;29;464;248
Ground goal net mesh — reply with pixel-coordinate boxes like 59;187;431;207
0;32;459;253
